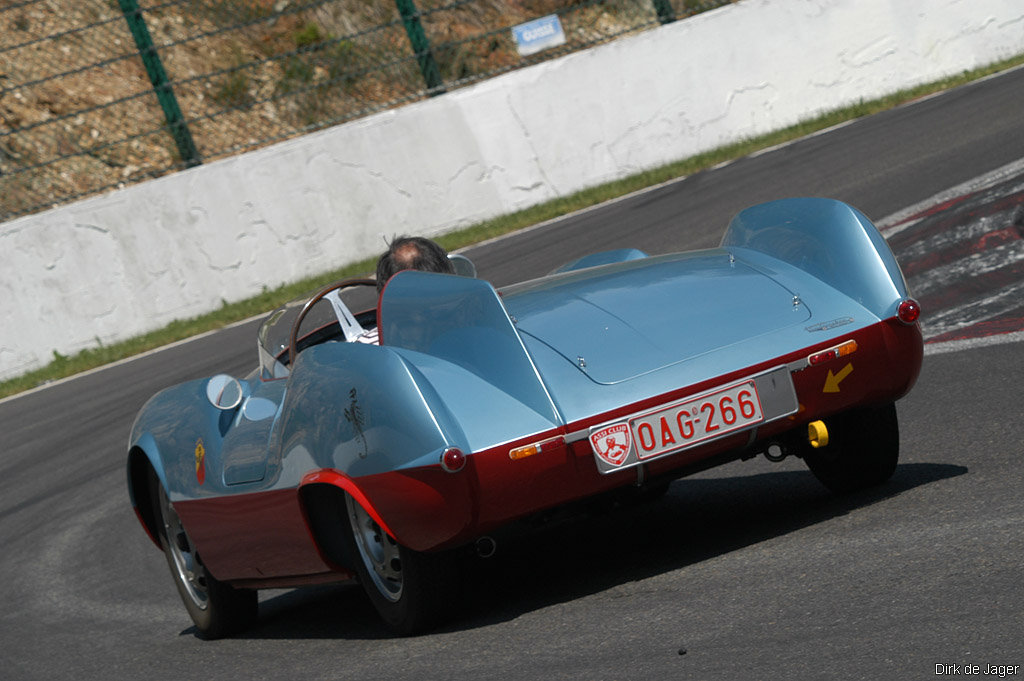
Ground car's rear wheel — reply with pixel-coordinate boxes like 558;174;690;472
802;402;900;493
343;494;452;635
154;481;257;639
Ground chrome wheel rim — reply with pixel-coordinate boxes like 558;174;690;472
159;485;209;611
346;496;403;602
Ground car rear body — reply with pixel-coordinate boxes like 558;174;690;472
128;197;922;592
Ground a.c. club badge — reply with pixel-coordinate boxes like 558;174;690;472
589;423;631;467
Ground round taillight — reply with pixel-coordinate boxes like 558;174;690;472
440;447;466;473
897;298;921;324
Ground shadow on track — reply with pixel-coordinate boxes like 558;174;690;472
192;461;966;641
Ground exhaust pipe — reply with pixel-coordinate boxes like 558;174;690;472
763;442;787;462
763;420;829;462
475;536;497;559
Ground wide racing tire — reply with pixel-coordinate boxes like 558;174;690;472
802;403;900;494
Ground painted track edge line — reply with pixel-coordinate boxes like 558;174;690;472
0;314;264;406
924;330;1024;356
878;157;1024;235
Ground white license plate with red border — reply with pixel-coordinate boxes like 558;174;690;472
587;369;796;474
629;380;763;460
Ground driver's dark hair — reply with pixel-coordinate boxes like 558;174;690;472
376;235;454;292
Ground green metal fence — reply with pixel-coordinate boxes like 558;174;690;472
0;0;733;221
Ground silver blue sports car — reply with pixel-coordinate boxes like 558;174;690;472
127;198;923;637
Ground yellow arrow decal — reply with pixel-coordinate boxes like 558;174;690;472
823;363;853;393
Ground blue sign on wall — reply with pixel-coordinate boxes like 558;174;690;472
512;14;567;57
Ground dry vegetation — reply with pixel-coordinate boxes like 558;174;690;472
0;0;725;219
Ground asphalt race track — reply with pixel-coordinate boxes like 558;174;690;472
2;66;1023;681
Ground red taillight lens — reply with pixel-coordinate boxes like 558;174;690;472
440;447;466;473
808;339;858;366
897;299;921;324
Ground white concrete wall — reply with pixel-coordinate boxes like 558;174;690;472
2;0;1023;381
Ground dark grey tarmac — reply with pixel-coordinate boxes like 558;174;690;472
2;66;1023;681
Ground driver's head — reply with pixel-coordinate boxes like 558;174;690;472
376;236;455;293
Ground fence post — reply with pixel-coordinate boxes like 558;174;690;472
117;0;201;168
395;0;446;95
652;0;676;25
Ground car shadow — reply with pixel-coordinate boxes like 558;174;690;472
220;461;966;641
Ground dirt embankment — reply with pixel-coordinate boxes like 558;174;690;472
1;0;711;219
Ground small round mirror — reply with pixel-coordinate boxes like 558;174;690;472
448;253;477;279
206;374;243;411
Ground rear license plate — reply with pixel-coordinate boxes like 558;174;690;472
629;380;763;460
588;366;798;474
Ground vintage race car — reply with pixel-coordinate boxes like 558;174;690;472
127;198;923;638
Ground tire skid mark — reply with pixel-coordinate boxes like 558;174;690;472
25;491;171;626
884;163;1024;344
880;157;1024;237
887;185;1024;249
919;277;1024;339
897;204;1024;278
927;314;1024;344
906;240;1024;298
